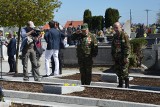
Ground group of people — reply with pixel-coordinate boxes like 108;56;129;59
4;20;131;88
20;20;66;81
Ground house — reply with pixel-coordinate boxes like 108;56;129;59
64;21;83;28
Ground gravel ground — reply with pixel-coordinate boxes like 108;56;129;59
66;87;160;105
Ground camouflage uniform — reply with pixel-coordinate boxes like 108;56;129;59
111;31;131;88
71;26;98;85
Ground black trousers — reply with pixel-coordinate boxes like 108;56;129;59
8;56;16;72
51;50;63;74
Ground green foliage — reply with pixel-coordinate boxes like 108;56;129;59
91;16;103;30
0;0;61;73
0;0;61;27
129;38;148;67
105;8;120;28
83;9;92;29
130;38;148;53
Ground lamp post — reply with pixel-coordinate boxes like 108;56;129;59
145;9;151;27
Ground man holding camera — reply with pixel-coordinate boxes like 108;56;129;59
21;21;40;81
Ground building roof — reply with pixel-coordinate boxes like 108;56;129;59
64;21;83;28
42;23;50;30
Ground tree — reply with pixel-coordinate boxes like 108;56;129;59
0;0;61;73
105;8;120;28
91;16;104;31
83;9;92;29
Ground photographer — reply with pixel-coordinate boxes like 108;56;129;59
20;21;40;81
31;27;45;74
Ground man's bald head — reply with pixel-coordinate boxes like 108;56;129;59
113;22;122;33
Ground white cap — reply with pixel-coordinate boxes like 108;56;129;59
28;21;35;28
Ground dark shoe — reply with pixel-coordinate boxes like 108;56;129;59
23;78;29;81
49;73;54;76
35;78;41;82
7;72;15;75
42;75;49;77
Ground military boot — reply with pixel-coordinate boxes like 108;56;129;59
117;78;123;88
124;77;129;88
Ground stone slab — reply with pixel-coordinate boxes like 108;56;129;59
100;73;133;83
43;85;84;94
101;73;118;83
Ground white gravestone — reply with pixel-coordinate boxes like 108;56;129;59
123;20;131;38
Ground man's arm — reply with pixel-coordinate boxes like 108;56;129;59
21;28;34;40
44;31;49;43
123;33;131;58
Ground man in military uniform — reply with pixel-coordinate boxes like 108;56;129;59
111;22;131;88
71;23;98;85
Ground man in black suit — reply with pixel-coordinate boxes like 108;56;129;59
4;31;16;74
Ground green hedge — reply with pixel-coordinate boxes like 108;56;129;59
129;38;148;67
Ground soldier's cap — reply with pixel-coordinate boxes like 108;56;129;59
81;23;88;30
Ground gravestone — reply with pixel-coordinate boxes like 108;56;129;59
130;32;136;39
142;44;160;70
142;48;156;69
123;20;131;38
145;38;156;47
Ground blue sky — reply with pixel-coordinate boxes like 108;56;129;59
54;0;160;26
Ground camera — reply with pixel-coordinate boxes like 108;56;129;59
31;29;41;37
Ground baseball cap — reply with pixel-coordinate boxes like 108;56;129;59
28;21;35;28
81;23;88;30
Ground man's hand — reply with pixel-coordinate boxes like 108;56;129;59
124;58;129;64
27;30;35;36
76;30;81;34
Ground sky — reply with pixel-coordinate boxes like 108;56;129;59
54;0;160;26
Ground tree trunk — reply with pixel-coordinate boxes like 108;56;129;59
15;26;21;73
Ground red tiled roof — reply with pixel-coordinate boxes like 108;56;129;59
64;21;83;28
42;24;50;30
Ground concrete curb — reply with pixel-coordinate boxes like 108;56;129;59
3;90;160;107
